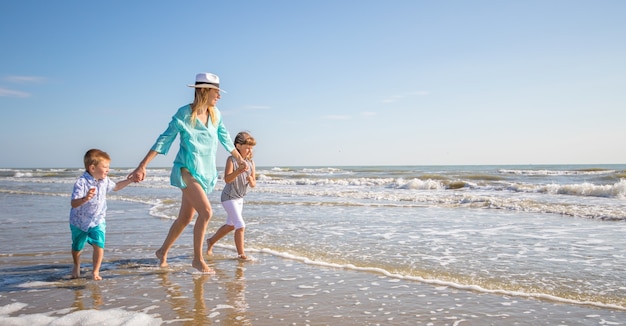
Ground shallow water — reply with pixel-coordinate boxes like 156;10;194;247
1;165;626;324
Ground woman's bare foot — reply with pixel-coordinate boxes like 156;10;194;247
192;259;214;274
92;272;102;281
156;249;168;268
71;265;81;279
206;238;215;256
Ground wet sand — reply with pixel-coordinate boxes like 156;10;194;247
3;250;626;325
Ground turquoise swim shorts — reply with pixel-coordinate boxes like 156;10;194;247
70;222;106;251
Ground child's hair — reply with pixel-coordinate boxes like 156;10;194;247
234;132;256;159
83;149;111;170
190;88;217;127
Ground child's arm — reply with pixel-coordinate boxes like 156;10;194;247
113;178;134;192
223;157;249;184
247;161;256;188
71;188;96;208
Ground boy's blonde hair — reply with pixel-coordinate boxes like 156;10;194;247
190;88;217;127
83;149;111;170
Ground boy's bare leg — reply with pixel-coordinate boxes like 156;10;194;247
234;227;247;259
206;224;235;255
92;245;104;281
71;250;82;278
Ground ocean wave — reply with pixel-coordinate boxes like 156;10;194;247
511;180;626;199
394;178;446;190
499;168;617;176
246;187;626;221
258;175;459;189
256;174;626;199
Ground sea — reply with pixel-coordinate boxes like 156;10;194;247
1;164;625;325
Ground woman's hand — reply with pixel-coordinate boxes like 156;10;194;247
231;149;246;167
128;166;146;182
128;150;158;182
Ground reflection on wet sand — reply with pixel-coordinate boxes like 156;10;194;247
154;260;252;325
222;261;251;325
70;282;103;311
192;274;212;324
157;271;211;325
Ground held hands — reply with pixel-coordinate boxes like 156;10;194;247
237;161;249;174
127;166;146;182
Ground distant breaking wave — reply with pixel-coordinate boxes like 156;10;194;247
257;174;626;199
499;168;617;176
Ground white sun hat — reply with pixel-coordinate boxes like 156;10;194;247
187;72;227;93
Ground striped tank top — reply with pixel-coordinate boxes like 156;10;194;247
221;157;253;202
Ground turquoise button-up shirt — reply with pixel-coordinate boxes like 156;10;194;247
151;104;235;193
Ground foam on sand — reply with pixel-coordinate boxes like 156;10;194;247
0;302;162;326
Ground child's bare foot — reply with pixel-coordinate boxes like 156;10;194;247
92;272;102;281
206;238;215;256
192;259;214;274
237;254;248;260
71;266;81;279
156;249;168;268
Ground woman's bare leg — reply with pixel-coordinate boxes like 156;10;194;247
180;170;214;273
156;196;195;268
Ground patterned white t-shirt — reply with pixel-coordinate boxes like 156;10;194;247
69;171;115;231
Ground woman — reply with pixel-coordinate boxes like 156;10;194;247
129;72;246;273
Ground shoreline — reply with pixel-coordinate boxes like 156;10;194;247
3;250;626;325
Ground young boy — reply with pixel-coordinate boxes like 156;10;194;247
69;149;133;280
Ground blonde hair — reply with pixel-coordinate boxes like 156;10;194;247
83;149;111;170
190;88;217;127
234;131;256;160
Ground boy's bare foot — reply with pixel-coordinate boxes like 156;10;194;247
206;238;214;256
237;254;248;260
156;249;168;268
92;273;102;281
192;259;215;274
71;266;81;279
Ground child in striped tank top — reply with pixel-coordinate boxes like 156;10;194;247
206;132;256;260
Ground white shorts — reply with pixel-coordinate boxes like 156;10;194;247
222;198;245;229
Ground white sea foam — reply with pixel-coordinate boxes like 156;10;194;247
0;302;162;326
17;281;60;288
250;247;626;311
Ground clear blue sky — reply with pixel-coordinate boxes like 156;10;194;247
1;1;625;168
